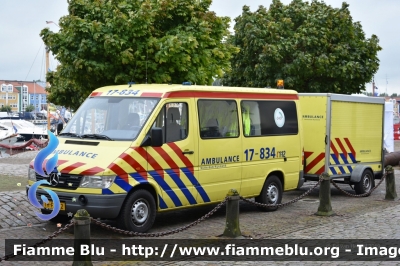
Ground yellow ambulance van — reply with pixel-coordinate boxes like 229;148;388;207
27;84;304;232
300;93;385;194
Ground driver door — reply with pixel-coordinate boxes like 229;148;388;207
145;99;198;210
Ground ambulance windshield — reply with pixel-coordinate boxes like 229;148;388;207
61;97;159;140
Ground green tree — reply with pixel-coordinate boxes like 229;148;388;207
41;0;238;110
391;93;398;97
25;105;35;112
0;105;12;112
223;0;381;94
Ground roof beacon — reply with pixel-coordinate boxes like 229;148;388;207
182;82;192;86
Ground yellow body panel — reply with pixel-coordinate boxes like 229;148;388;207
31;84;303;213
300;94;384;177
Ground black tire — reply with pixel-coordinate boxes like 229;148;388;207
40;209;71;223
118;189;156;233
255;175;283;212
354;169;374;195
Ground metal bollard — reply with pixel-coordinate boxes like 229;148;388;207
72;209;93;266
385;165;398;201
315;172;335;216
222;189;242;238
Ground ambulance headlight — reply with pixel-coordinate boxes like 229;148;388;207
28;167;37;181
79;175;115;189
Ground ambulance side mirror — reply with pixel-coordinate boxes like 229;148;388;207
151;127;163;147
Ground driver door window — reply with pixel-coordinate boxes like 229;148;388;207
153;103;188;143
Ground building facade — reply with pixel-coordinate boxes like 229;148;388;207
0;80;47;112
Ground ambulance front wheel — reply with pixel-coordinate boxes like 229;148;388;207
118;189;156;233
255;175;282;212
354;169;374;195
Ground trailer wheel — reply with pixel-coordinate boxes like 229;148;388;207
255;175;282;212
118;189;156;233
354;169;374;195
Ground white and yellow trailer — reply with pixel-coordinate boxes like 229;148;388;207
299;93;385;194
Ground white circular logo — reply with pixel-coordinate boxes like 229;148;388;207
274;108;285;128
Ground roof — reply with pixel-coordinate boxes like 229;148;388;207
0;80;47;94
91;84;299;100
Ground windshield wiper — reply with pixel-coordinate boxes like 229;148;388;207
81;134;114;141
58;132;82;138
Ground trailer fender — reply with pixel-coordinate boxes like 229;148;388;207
350;165;372;183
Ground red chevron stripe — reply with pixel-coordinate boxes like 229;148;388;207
79;166;104;176
335;138;347;158
316;165;325;175
305;153;325;173
58;159;68;165
108;163;129;183
330;141;339;158
167;142;193;173
135;147;164;178
62;162;85;173
153;147;180;176
304;151;313;159
41;159;69;168
344;138;356;157
119;152;147;179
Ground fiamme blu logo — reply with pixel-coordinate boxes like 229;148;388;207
28;130;61;220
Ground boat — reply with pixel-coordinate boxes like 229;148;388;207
0;119;47;142
0;124;20;145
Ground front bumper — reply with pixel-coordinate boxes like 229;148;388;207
26;185;126;219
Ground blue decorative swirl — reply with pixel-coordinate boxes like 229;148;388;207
27;180;61;221
34;130;59;177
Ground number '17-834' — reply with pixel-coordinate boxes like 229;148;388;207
244;147;276;161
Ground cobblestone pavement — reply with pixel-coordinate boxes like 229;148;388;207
2;151;400;265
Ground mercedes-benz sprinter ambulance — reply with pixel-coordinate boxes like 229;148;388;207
27;84;304;232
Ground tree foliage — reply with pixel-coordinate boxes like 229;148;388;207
0;105;11;112
41;0;238;110
25;105;35;112
223;0;382;94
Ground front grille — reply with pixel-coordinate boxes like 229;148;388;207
36;173;82;190
36;191;74;201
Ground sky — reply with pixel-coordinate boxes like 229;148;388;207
0;0;399;95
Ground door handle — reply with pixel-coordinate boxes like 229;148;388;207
182;150;194;155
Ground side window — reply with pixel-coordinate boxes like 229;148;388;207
153;103;188;143
241;100;298;137
198;99;239;139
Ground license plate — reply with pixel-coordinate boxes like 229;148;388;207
43;201;66;211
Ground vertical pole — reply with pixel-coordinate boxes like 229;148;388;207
46;47;51;131
385;165;398;201
72;209;93;266
222;189;242;238
372;77;375;97
315;173;335;216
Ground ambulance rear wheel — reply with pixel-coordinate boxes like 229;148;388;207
255;175;282;212
118;189;156;233
354;169;374;195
